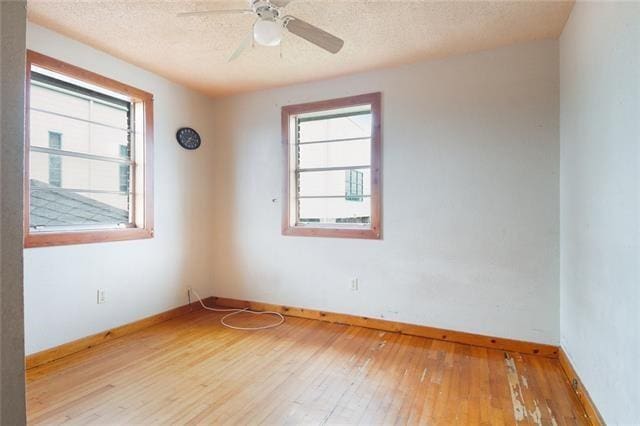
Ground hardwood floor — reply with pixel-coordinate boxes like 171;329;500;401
27;309;588;425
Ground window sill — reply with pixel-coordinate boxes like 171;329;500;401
24;227;153;248
282;225;380;240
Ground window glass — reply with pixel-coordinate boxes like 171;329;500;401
297;139;370;169
119;145;130;193
48;132;62;187
345;170;364;202
293;105;372;225
29;71;133;229
298;109;371;142
298;198;371;224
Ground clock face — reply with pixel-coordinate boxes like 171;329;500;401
176;127;201;150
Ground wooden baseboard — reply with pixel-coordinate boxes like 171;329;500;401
558;348;605;425
25;297;214;370
212;296;559;358
25;294;559;370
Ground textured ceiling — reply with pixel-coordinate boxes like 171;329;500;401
27;0;574;97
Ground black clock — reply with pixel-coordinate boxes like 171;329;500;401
176;127;201;150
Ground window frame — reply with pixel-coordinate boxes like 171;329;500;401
281;92;382;239
24;50;154;248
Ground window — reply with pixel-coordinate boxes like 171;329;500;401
48;132;62;187
345;170;364;202
282;92;381;239
25;51;154;248
119;145;130;193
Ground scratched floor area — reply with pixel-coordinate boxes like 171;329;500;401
27;310;588;425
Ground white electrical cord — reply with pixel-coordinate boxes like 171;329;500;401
188;288;285;331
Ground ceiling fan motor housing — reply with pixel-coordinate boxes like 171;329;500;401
251;0;280;20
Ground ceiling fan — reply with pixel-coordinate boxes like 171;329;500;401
178;0;344;61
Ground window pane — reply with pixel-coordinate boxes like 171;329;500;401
30;180;129;227
30;110;129;157
31;84;90;121
30;81;130;159
298;139;370;169
298;197;371;225
91;101;130;129
298;169;370;197
48;132;62;187
30;151;130;194
345;170;364;201
298;111;371;142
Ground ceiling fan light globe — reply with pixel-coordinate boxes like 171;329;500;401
253;19;282;46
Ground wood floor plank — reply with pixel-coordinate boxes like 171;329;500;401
27;310;588;425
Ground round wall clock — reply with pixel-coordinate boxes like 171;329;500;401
176;127;201;150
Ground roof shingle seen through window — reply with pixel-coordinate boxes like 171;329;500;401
29;180;128;227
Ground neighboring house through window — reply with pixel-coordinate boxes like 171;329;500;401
345;169;363;202
25;51;154;248
48;131;62;187
282;92;382;239
119;144;130;193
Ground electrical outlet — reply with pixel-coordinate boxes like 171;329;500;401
350;278;359;291
97;289;106;304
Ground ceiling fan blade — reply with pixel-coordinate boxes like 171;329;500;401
228;30;254;62
270;0;292;7
283;16;344;54
177;9;253;17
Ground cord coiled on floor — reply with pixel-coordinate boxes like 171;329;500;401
188;288;285;331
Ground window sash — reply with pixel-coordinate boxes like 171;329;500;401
31;72;130;110
30;106;134;134
293;111;372;225
297;136;371;145
30;146;133;165
30;187;131;196
28;70;137;231
48;132;62;187
298;195;371;199
296;165;370;173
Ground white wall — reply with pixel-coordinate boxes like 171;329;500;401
559;2;640;423
1;1;27;423
24;27;561;353
24;23;218;354
209;40;560;344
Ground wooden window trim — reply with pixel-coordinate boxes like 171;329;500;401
24;50;154;248
281;92;382;239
